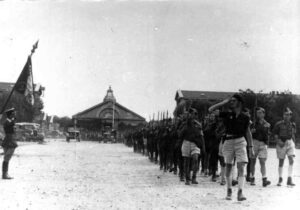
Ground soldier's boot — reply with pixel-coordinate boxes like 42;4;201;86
220;178;226;186
184;158;191;185
180;175;185;182
173;168;178;175
211;171;217;182
250;177;256;186
287;177;296;186
191;175;198;184
225;188;232;200
191;157;198;184
2;161;13;180
262;177;271;187
277;177;283;186
237;189;247;201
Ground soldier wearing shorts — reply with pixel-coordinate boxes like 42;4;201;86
273;107;296;186
209;94;254;201
2;108;18;179
179;108;205;185
249;107;271;187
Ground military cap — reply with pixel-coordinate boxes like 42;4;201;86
256;107;265;113
232;93;244;105
4;107;15;115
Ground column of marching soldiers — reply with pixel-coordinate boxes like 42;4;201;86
124;109;236;185
123;95;297;200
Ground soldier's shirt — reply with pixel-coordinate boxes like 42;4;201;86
219;111;250;137
3;118;15;134
272;120;296;141
252;120;270;144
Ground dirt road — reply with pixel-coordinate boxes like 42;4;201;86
0;140;299;210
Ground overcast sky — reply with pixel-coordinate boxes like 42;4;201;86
0;0;299;119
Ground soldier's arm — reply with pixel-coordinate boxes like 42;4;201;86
292;123;296;142
208;98;230;113
245;126;253;147
200;133;206;155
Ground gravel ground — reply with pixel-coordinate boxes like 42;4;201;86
0;139;299;210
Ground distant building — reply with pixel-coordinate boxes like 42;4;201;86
73;86;145;135
174;90;235;117
175;90;235;105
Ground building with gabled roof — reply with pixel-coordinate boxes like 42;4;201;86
175;90;235;104
72;86;145;135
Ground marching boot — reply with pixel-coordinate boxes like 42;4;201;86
250;177;256;186
2;161;13;180
225;188;232;200
262;177;271;187
237;189;246;201
191;157;198;184
211;171;217;182
277;177;283;186
191;175;198;184
184;158;191;185
287;177;296;186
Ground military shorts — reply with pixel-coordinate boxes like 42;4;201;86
181;140;200;157
253;139;268;159
276;139;295;159
222;137;248;164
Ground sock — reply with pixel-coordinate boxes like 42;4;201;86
232;166;237;180
278;167;283;178
226;174;232;189
288;165;293;177
238;176;245;190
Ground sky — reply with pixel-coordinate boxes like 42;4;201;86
0;0;299;119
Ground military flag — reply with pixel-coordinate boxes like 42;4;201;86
14;56;34;105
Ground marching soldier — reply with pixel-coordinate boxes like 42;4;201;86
273;107;296;186
2;108;18;179
179;108;205;185
249;107;271;187
209;94;254;201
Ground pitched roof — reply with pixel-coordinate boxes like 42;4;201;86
175;90;235;101
73;101;145;121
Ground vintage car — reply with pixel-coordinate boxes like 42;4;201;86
15;122;45;142
66;128;80;142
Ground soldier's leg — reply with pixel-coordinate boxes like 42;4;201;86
210;147;219;182
155;141;159;163
287;155;295;186
163;147;168;172
236;138;249;201
173;148;178;174
219;156;226;185
2;148;15;179
249;158;256;185
183;157;191;185
191;154;199;184
222;140;235;200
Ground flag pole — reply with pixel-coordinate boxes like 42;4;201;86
0;40;39;115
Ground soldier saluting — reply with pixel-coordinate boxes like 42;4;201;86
273;107;296;186
2;108;18;179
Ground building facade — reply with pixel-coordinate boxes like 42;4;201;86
73;86;145;137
